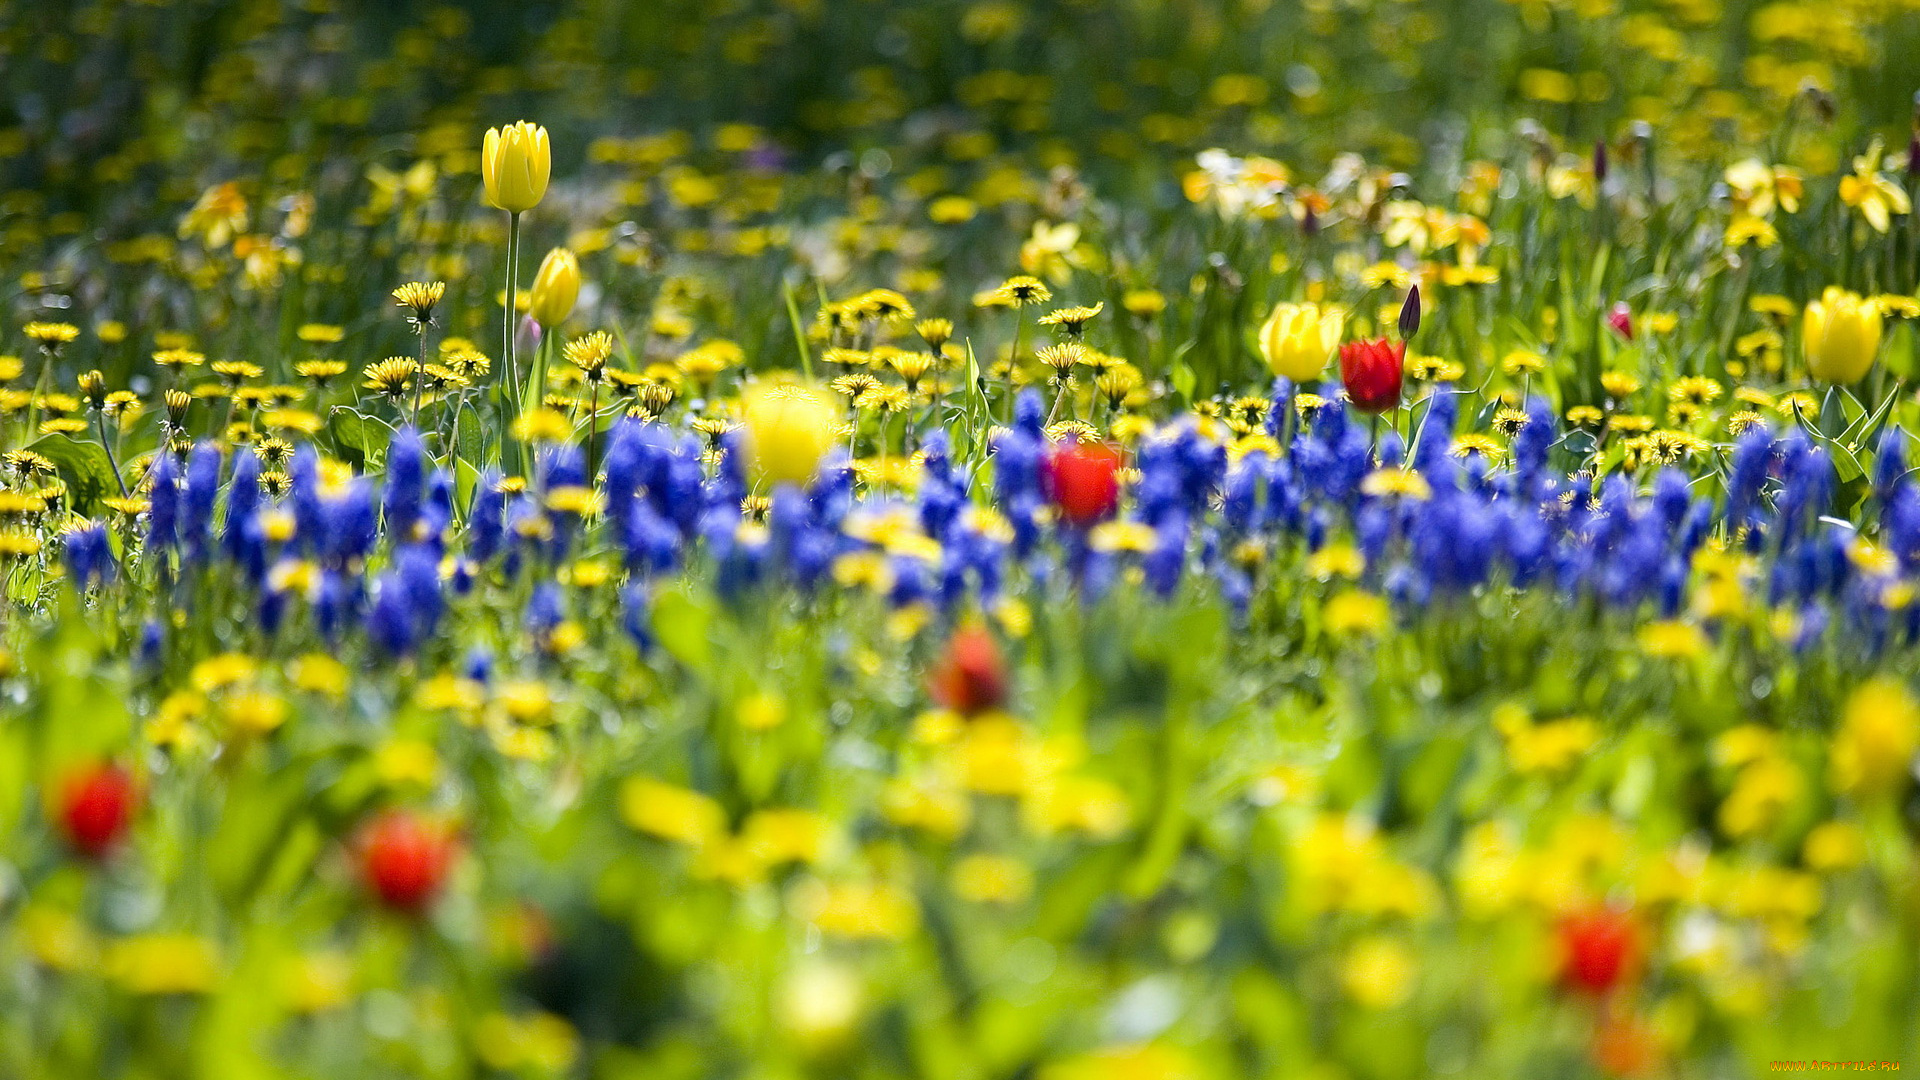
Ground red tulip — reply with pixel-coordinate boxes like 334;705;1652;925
1337;338;1405;414
1558;906;1640;995
55;761;137;859
1044;440;1122;526
1607;302;1634;340
928;625;1009;716
359;811;457;913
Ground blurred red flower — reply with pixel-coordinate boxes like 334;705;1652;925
1559;906;1640;995
56;761;137;859
360;810;458;913
928;625;1009;716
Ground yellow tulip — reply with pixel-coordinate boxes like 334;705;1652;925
1258;301;1345;381
741;382;837;488
1803;286;1882;384
482;122;550;214
528;248;580;328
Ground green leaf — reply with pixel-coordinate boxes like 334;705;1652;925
652;586;715;676
24;435;118;514
328;406;392;467
455;458;481;514
455;401;484;470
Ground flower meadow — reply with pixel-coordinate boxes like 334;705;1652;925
5;0;1920;1077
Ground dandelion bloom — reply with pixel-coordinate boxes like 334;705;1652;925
741;382;837;488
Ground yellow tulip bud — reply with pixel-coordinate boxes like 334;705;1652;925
1258;301;1345;381
482;122;551;214
741;382;837;488
528;248;580;328
1803;286;1882;384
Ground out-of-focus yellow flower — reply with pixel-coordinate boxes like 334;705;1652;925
951;853;1035;904
220;690;288;736
737;689;788;730
791;879;920;940
779;962;864;1048
22;906;97;971
1292;813;1438;918
1831;679;1918;796
741;382;837;488
528;248;580;327
482;121;551;214
620;777;727;847
1454;822;1526;918
1724;159;1803;218
475;1011;579;1072
1341;935;1418;1008
1802;821;1868;872
1257;301;1345;381
1639;620;1707;659
1838;140;1911;233
1495;705;1599;775
375;738;439;788
1324;590;1389;636
282;952;355;1014
1718;754;1801;839
1803;287;1882;384
104;933;219;994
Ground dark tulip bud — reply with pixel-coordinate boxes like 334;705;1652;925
1593;139;1609;183
1398;285;1421;340
1301;204;1319;238
1909;133;1920;176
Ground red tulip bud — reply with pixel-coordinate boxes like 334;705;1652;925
1337;338;1405;414
55;761;137;859
1044;440;1122;526
359;811;457;913
1607;302;1634;341
1558;906;1640;995
928;625;1009;716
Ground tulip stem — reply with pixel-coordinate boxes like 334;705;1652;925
503;210;523;472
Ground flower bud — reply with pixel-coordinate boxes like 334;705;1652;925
1606;302;1634;341
1397;286;1421;340
528;248;580;328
